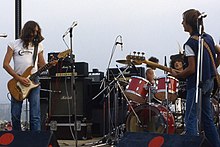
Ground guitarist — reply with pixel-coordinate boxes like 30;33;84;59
3;21;46;131
170;9;220;147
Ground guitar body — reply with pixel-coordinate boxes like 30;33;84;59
7;66;39;101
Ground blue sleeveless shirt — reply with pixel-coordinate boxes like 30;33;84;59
183;33;216;90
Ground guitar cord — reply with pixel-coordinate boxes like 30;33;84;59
7;92;12;102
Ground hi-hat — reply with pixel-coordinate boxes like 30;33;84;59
116;59;141;65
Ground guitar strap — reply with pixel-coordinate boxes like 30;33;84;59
33;44;38;66
191;35;220;87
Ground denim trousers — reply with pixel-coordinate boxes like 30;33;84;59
11;78;41;131
185;78;220;147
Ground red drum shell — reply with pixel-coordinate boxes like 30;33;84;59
125;76;150;104
126;103;175;134
155;76;179;102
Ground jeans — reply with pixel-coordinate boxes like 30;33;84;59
185;78;220;147
11;77;41;131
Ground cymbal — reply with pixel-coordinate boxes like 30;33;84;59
116;59;141;65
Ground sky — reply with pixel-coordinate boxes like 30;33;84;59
0;0;220;104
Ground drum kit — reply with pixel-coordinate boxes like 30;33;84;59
124;75;179;135
116;55;220;137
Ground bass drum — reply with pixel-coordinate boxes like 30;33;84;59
126;103;175;134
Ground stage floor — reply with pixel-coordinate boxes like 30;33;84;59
58;137;112;147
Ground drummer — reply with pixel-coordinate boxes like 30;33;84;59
145;56;160;102
170;54;187;99
145;56;159;85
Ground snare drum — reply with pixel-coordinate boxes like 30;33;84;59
126;103;175;134
124;76;150;104
155;76;179;102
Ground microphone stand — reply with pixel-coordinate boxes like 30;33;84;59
164;56;170;134
195;19;204;135
69;27;78;146
103;35;122;135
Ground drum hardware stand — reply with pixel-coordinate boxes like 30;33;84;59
23;99;29;131
164;74;170;134
115;65;143;127
98;76;142;145
146;84;153;122
86;66;142;146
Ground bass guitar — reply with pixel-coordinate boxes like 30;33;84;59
126;54;179;73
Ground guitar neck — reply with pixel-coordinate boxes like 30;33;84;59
29;62;54;80
143;60;175;73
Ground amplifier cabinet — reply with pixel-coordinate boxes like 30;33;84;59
107;66;145;81
49;77;92;118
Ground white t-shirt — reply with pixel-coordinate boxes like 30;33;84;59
8;39;44;75
184;44;195;57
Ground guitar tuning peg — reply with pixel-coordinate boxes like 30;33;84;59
141;52;145;56
137;52;140;56
133;51;136;55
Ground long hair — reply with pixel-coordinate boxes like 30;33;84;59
170;58;184;69
20;20;44;48
183;9;204;34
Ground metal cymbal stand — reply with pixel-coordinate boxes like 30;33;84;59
83;65;142;146
164;73;170;134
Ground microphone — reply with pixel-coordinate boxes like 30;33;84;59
115;35;123;50
198;12;207;19
62;21;78;38
0;33;7;38
33;35;39;45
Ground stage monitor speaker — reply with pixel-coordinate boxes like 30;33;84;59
0;131;59;147
49;76;92;118
117;132;210;147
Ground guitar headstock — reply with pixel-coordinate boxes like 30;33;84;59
57;49;71;59
126;52;145;65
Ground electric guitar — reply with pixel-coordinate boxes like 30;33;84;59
126;54;180;73
7;49;71;101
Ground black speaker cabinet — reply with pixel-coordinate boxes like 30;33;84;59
49;76;92;118
117;132;210;147
107;66;145;81
40;77;51;99
0;131;59;147
39;77;51;130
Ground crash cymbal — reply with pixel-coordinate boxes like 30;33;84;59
116;59;141;65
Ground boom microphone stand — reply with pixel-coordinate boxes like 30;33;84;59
102;35;123;135
63;21;78;146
